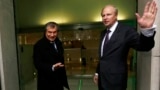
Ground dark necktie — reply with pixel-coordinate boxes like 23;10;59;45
103;30;111;54
51;42;58;52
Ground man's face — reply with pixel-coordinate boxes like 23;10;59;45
45;26;58;42
101;6;117;28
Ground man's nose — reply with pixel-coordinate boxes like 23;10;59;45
50;33;55;36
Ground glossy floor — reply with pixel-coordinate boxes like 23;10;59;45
22;74;136;90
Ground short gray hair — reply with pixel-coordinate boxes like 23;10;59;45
44;21;59;32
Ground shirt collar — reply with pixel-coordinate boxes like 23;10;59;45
108;21;118;32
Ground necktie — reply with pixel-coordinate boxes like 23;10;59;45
51;42;58;52
103;30;111;54
104;30;111;45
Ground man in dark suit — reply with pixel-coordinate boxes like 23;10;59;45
33;22;69;90
93;1;157;90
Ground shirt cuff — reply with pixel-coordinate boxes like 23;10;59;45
95;73;98;76
140;25;156;37
52;65;54;71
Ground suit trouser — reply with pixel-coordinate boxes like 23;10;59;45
98;73;127;90
37;79;64;90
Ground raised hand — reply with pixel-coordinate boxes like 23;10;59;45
135;0;158;28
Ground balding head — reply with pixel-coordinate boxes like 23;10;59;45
101;5;118;16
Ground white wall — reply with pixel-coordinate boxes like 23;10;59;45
137;0;160;90
0;0;20;90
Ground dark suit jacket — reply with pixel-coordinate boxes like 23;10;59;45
97;22;155;89
33;37;69;90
